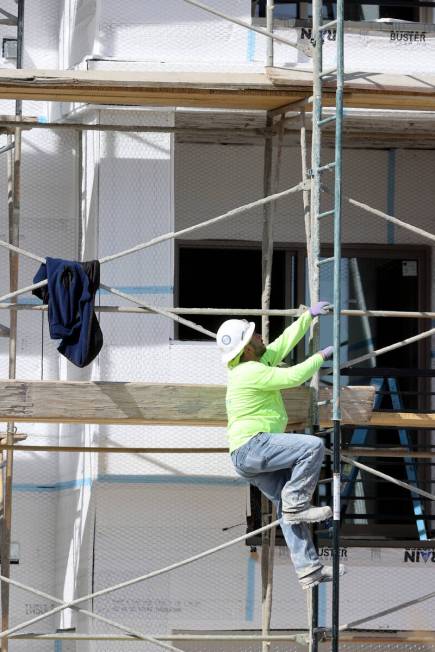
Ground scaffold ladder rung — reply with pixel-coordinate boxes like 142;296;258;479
318;161;336;173
320;67;337;78
318;114;337;127
318;209;335;219
319;19;338;30
317;256;335;266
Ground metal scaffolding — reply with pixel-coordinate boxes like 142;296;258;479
0;0;434;649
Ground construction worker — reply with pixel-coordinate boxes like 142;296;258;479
216;302;343;590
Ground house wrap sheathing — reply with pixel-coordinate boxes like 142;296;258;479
0;1;434;650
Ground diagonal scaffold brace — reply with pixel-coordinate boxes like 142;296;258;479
0;518;282;641
0;180;306;338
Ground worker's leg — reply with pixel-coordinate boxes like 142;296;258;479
271;434;325;515
231;435;323;578
251;469;323;578
232;431;325;514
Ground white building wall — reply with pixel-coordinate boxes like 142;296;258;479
58;0;435;74
0;2;434;650
63;0;253;69
174;143;392;244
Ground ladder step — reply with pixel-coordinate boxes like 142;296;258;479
318;114;337;127
318;209;335;219
318;161;336;173
320;68;337;79
319;19;338;31
317;257;335;266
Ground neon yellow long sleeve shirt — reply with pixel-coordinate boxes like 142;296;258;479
226;310;324;452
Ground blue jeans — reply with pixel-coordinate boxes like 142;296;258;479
231;432;325;577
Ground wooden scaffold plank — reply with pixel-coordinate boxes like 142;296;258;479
1;68;435;111
0;381;376;427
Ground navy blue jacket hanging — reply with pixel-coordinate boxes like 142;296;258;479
32;257;103;368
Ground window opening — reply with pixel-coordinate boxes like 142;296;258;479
252;0;426;23
246;248;431;547
176;245;292;343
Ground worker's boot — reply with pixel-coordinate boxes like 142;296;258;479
299;564;346;590
282;505;332;525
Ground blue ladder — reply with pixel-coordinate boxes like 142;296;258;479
341;377;427;540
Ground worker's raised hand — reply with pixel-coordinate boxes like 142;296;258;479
320;346;333;360
309;301;331;317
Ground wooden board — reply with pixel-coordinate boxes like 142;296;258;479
1;68;435;111
0;381;306;425
319;385;375;425
266;67;435;111
367;411;435;429
343;448;435;458
0;380;375;427
0;69;306;111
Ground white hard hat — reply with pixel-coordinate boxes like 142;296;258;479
216;319;255;365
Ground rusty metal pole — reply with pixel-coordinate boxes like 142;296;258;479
1;3;24;647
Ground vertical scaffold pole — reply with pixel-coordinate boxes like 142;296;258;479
1;4;24;650
259;109;285;652
261;112;275;652
266;0;274;67
310;0;344;643
307;0;323;648
332;0;344;648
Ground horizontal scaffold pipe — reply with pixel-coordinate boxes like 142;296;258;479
0;118;268;137
10;632;435;643
0;445;228;453
0;518;281;639
10;634;309;642
1;303;435;320
340;309;435;319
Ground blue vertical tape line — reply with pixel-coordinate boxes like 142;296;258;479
54;640;62;652
318;581;327;627
247;30;256;62
387;149;396;245
245;555;256;621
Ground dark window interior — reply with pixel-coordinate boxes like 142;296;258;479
379;2;419;20
177;247;288;342
338;257;431;543
252;0;422;22
371;260;419;526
